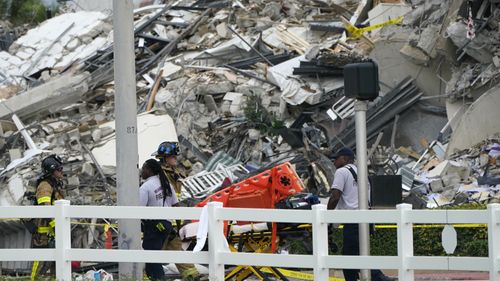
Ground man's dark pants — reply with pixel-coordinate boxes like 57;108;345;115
143;222;168;281
342;224;387;281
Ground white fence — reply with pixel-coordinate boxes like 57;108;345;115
1;200;499;281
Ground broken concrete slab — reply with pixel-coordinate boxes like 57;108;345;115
203;95;218;112
0;72;90;120
493;56;500;68
447;21;493;64
8;149;22;161
0;174;24;206
400;44;430;65
67;175;80;187
223;92;246;116
195;81;235;95
216;22;231;39
248;129;261;141
446;84;500;157
427;160;470;180
416;24;440;58
81;162;95;177
2;11;111;81
370;29;450;100
91;113;178;167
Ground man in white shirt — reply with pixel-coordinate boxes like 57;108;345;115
327;147;396;281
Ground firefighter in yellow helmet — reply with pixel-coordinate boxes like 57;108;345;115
31;155;65;280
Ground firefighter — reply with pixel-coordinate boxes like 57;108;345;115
154;141;201;281
155;141;186;198
140;159;178;280
31;155;65;281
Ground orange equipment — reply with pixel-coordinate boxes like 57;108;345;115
196;162;305;252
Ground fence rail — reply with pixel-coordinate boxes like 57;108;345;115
0;200;499;281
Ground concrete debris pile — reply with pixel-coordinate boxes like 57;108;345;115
387;0;500;101
0;0;375;214
0;115;117;206
0;0;500;274
0;20;26;52
0;11;112;96
0;0;499;231
399;137;500;209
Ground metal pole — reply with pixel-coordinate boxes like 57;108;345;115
113;0;142;279
354;100;371;281
11;114;37;150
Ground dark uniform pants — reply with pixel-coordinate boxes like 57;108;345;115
143;223;168;281
342;224;387;281
31;233;55;280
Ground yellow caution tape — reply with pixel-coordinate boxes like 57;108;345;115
70;221;117;228
375;224;487;229
345;16;404;39
0;218;118;228
0;219;486;229
0;218;20;222
260;267;344;281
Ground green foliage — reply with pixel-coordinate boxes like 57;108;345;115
243;94;284;136
1;0;52;25
371;227;398;256
0;275;141;281
328;203;488;257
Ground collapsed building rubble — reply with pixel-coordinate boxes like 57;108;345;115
400;137;500;209
1;0;500;275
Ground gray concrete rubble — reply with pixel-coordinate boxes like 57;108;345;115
400;137;500;209
0;0;500;274
0;0;498;205
0;72;90;120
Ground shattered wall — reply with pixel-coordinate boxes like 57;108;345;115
0;4;500;275
446;85;500;156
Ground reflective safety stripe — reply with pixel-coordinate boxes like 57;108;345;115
37;226;52;234
155;222;166;232
181;267;199;279
49;220;56;228
37;196;51;204
31;260;39;281
172;219;184;229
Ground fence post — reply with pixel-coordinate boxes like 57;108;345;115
397;203;413;281
312;204;329;281
55;200;71;281
488;204;500;281
208;202;224;280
